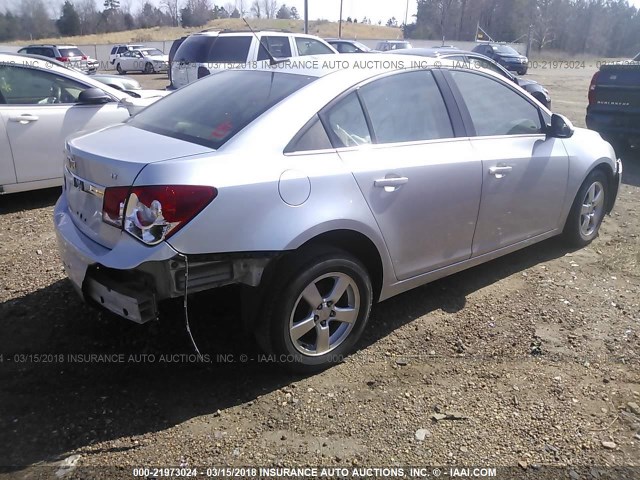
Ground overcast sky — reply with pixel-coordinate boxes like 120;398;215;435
281;0;417;24
1;0;640;23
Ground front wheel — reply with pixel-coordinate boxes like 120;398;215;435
563;170;608;247
144;62;154;74
260;248;373;373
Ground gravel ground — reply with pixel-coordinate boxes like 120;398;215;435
0;66;639;479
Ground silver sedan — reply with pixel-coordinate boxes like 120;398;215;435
54;55;621;371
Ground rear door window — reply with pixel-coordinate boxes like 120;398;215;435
257;36;292;60
323;92;371;147
295;37;334;56
206;36;252;63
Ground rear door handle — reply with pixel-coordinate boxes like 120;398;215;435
489;165;512;178
9;114;39;124
374;177;409;188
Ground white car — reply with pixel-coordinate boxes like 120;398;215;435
116;48;169;74
0;53;168;194
171;31;337;88
109;44;145;65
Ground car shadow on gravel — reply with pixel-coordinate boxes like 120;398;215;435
358;236;571;349
0;235;574;471
0;187;61;214
0;281;293;470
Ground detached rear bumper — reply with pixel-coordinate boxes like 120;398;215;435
54;194;179;322
54;194;276;323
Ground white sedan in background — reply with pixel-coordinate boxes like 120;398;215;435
115;48;169;74
0;53;167;194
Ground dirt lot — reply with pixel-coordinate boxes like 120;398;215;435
0;65;639;479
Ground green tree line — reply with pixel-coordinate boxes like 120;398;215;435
406;0;640;56
0;0;299;41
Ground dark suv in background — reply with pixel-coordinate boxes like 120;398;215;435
472;43;528;75
388;47;550;108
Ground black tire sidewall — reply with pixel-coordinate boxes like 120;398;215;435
564;170;608;247
269;253;372;371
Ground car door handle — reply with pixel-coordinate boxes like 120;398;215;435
374;177;409;188
489;165;513;178
9;114;39;124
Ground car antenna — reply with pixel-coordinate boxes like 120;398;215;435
242;17;288;66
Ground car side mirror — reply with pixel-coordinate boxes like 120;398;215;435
547;113;574;138
77;87;112;105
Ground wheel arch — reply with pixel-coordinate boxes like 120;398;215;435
297;229;385;303
587;160;616;213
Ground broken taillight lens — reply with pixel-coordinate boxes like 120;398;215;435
102;185;217;245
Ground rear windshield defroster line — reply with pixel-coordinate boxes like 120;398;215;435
128;70;316;150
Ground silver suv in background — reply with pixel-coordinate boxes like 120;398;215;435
17;44;98;74
170;30;337;88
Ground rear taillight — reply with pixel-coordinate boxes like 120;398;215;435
56;56;69;62
102;186;130;227
197;66;210;79
81;55;87;60
588;71;600;105
102;185;217;245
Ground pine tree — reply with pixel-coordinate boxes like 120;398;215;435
57;1;81;36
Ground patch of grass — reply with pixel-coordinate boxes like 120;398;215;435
10;18;402;46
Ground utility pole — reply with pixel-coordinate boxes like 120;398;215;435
404;0;409;26
339;0;343;38
526;23;533;58
304;0;308;34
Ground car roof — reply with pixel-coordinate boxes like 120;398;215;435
386;47;462;57
229;53;454;79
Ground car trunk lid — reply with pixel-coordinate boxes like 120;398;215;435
64;124;213;249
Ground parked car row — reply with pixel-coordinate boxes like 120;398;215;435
17;44;99;74
0;32;623;372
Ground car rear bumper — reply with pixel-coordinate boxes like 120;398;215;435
54;194;276;323
54;194;179;322
586;110;640;142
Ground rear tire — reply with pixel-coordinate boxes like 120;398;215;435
562;170;608;248
116;64;125;75
258;247;373;373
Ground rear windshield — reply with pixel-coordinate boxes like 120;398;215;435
141;48;164;56
494;45;519;55
59;48;84;57
174;35;252;63
128;70;316;149
174;36;215;62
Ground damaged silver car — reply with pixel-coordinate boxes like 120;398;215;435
54;55;621;371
